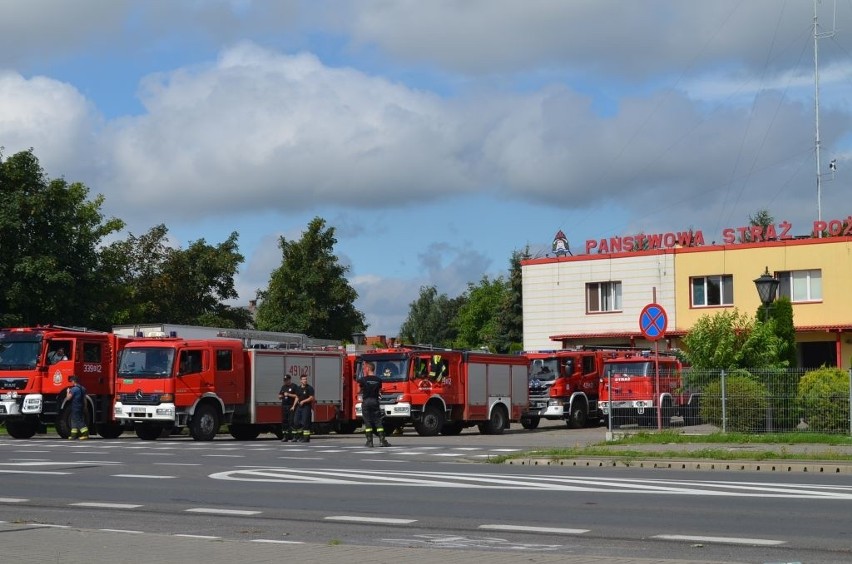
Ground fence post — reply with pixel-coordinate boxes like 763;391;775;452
848;369;851;437
721;369;727;434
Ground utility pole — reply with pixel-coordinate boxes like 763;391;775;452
813;0;836;230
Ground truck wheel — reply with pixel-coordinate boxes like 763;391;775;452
135;423;162;440
478;406;507;435
661;398;674;427
55;406;72;438
440;421;464;435
5;419;38;439
96;423;124;439
190;404;220;441
229;424;261;441
414;405;444;436
567;401;588;429
520;416;540;430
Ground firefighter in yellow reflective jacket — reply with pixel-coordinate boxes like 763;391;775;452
429;355;447;383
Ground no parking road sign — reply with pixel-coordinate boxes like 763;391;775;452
639;303;667;341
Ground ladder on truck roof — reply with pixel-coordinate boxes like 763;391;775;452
216;329;340;350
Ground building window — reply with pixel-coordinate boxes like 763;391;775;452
691;275;733;307
777;269;822;302
587;281;622;313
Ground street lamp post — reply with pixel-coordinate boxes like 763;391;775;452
753;267;780;321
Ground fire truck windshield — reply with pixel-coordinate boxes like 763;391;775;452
118;347;175;378
604;361;655;377
358;355;408;383
0;337;40;370
528;359;558;382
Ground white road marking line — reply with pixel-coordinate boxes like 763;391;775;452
0;470;69;475
653;534;785;546
203;454;244;458
0;498;28;503
12;451;49;454
185;508;261;516
325;515;416;524
173;534;220;539
251;539;304;544
479;524;589;535
100;529;144;534
31;524;70;529
70;502;143;509
154;462;200;466
112;474;176;479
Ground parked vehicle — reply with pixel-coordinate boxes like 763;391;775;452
599;350;698;427
353;346;529;436
0;326;128;439
522;348;611;429
113;330;357;440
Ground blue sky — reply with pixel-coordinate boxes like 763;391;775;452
2;1;852;337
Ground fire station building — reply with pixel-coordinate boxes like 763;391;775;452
521;221;852;369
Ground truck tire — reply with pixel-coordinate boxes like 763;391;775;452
414;405;444;436
135;423;162;440
661;398;674;427
190;404;220;441
520;416;540;430
5;419;38;439
478;406;507;435
96;423;124;439
229;424;261;441
567;400;588;429
55;405;73;438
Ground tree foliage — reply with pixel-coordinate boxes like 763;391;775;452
254;217;365;340
0;149;124;327
452;275;509;351
398;285;464;347
491;248;526;353
682;309;784;374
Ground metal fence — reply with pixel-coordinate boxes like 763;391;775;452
606;367;852;435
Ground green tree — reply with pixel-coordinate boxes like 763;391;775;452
492;248;527;353
0;149;124;328
452;275;509;351
398;285;464;347
254;217;364;340
682;309;784;385
764;296;796;367
102;225;252;327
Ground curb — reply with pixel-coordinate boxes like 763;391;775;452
506;457;852;474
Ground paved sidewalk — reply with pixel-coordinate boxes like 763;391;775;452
0;523;740;564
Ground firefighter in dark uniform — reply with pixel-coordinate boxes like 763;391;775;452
359;361;390;447
293;374;315;443
278;374;299;441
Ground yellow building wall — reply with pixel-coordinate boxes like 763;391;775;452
674;238;852;331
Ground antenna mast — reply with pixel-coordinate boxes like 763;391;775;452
813;0;837;229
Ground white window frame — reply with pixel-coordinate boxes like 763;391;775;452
586;281;622;313
691;275;733;307
777;269;822;302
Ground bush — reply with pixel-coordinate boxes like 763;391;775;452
797;367;850;433
700;371;768;432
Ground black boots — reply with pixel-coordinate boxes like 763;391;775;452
365;434;374;447
379;432;390;447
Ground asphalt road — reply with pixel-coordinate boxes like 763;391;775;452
1;421;850;563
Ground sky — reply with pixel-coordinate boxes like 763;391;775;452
2;0;852;337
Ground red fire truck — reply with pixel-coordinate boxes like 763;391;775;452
112;331;357;440
0;326;128;439
353;346;529;436
598;350;698;428
521;348;610;429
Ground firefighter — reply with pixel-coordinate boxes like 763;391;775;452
278;374;299;441
429;354;447;383
293;374;315;443
65;375;88;440
359;361;390;447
